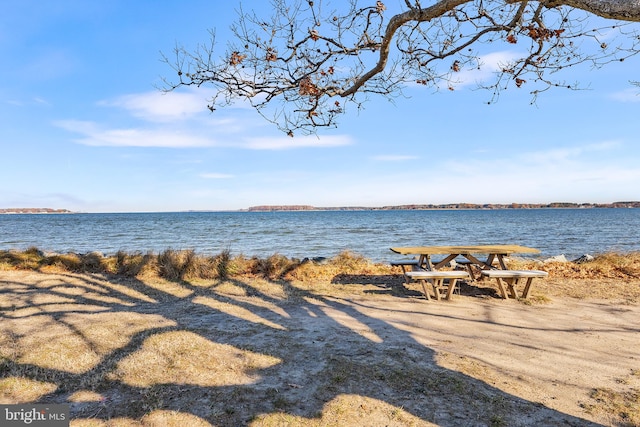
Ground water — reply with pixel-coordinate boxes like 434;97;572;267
1;209;639;262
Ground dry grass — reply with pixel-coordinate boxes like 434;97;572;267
3;247;640;287
0;248;394;290
510;252;640;280
2;247;640;305
583;368;640;427
1;248;640;425
508;253;640;301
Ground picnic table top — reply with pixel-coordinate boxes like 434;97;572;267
390;244;540;256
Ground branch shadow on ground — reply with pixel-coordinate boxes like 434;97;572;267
0;270;606;426
331;273;502;299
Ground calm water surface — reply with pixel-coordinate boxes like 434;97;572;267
1;209;639;262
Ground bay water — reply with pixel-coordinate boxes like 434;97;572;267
1;209;639;263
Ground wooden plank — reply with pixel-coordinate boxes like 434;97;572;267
390;260;420;266
432;253;458;269
481;270;548;278
405;271;470;279
390;245;540;256
480;270;548;299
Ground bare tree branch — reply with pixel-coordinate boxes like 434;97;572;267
161;0;640;134
543;0;640;20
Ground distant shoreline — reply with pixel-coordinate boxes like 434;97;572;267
1;202;639;214
0;208;74;214
243;202;640;212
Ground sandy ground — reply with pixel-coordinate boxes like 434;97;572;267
346;296;640;424
1;269;639;426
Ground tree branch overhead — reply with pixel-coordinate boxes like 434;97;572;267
162;0;640;134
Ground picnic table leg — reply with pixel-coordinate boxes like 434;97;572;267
431;278;442;301
507;278;519;299
418;254;435;270
463;254;493;270
433;253;458;270
495;254;508;270
462;263;479;281
473;253;508;270
486;254;496;268
400;264;411;283
522;277;535;299
493;277;509;299
432;278;460;301
445;278;459;300
418;279;431;300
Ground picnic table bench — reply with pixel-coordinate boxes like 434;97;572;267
404;270;470;300
481;269;548;299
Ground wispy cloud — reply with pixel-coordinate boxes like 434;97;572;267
449;50;523;88
54;120;219;148
199;172;234;179
99;89;216;122
54;119;353;150
24;49;78;81
610;88;640;103
444;140;627;187
243;135;353;150
423;140;637;204
58;87;355;150
524;141;621;163
371;155;418;161
6;97;51;107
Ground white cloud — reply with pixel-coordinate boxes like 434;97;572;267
54;119;354;150
449;50;524;88
54;120;219;148
408;50;525;91
243;135;353;150
56;88;355;150
99;89;215;122
480;51;523;70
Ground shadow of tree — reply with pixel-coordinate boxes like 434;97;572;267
0;270;606;426
331;273;502;299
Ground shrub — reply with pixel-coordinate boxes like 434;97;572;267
157;249;191;281
115;250;157;277
252;254;300;280
212;249;233;279
80;252;107;273
0;248;44;270
42;253;82;271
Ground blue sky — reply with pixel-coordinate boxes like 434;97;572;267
1;1;639;213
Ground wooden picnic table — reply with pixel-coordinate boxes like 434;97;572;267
390;244;540;271
390;245;544;300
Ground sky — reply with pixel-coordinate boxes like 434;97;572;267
1;1;639;213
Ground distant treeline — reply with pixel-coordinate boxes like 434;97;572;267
247;202;640;212
0;208;73;214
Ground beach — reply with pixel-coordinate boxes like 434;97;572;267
1;256;639;426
